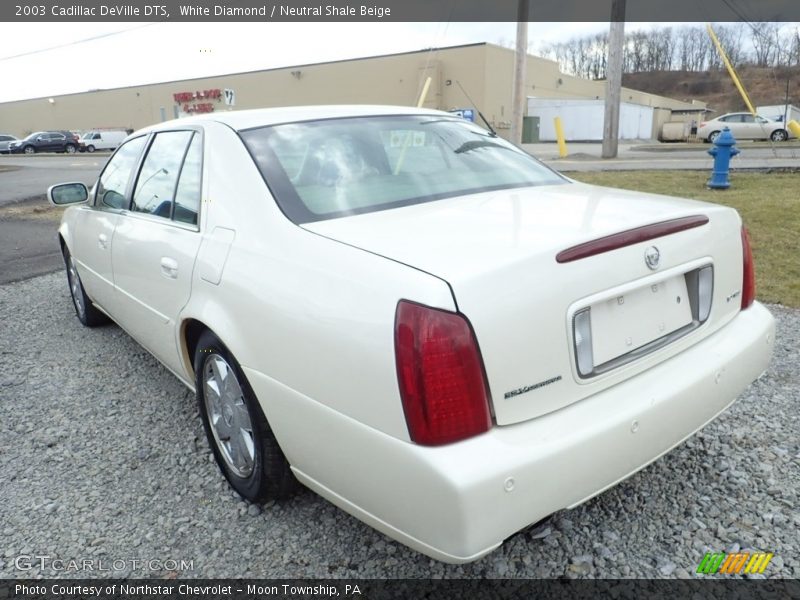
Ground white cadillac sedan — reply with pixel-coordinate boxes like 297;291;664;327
48;106;774;563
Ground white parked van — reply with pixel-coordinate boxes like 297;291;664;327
80;130;128;152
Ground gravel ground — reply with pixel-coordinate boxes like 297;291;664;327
1;272;798;579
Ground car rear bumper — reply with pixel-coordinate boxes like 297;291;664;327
245;301;774;563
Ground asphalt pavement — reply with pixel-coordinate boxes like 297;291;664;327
0;153;106;207
0;154;106;284
0;145;797;285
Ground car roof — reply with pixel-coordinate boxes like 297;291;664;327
137;105;453;135
718;112;768;118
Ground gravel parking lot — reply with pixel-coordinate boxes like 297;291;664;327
1;272;798;579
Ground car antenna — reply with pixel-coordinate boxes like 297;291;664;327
455;80;497;137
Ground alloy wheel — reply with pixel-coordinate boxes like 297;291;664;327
203;354;255;478
67;255;85;319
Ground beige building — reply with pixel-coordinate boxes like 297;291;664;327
0;43;704;141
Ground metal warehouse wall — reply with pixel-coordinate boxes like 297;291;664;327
0;43;704;141
528;98;656;141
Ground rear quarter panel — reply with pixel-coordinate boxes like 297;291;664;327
179;121;455;442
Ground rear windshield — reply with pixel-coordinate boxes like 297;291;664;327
240;115;566;224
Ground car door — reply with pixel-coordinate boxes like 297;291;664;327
755;116;773;140
737;114;760;139
33;133;49;151
47;133;64;151
71;135;148;311
717;115;740;138
110;129;204;375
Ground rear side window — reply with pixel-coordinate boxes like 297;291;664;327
131;131;194;219
96;136;147;209
173;134;202;225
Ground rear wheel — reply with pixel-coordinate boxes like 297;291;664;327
770;129;788;142
707;131;721;143
65;144;77;154
63;247;109;327
23;145;35;154
194;331;296;502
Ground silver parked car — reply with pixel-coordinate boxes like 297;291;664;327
0;133;18;153
698;112;791;142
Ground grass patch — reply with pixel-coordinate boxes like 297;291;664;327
568;170;800;308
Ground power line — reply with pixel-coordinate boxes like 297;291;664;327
0;24;156;62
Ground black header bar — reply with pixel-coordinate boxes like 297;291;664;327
2;579;800;600
3;0;800;22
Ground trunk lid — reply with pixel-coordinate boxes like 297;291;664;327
303;182;745;425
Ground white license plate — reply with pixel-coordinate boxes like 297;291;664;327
590;275;693;366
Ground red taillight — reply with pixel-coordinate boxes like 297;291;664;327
394;300;492;446
741;226;756;309
699;122;707;128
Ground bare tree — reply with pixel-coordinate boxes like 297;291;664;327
540;23;800;77
750;22;781;66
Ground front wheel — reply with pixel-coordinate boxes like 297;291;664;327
23;145;35;154
770;129;788;142
86;145;95;153
194;331;296;502
63;247;109;327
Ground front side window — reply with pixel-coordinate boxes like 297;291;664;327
131;131;193;219
241;115;566;223
96;136;147;209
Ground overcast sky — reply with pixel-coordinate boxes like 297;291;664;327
0;21;625;103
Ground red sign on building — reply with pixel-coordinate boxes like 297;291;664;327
173;89;222;113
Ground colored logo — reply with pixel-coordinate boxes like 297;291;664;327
696;552;774;575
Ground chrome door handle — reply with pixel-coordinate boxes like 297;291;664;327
160;257;178;279
98;233;108;249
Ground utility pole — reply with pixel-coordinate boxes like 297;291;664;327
510;0;529;145
602;0;626;158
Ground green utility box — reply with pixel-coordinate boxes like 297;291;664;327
522;116;540;143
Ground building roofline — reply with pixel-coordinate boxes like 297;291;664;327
0;42;488;105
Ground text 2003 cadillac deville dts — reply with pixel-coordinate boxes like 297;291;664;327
48;106;774;563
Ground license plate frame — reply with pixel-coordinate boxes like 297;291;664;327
590;274;693;366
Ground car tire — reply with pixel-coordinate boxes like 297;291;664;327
23;145;35;154
86;145;95;153
770;129;788;142
63;247;110;327
194;330;296;503
65;144;77;154
708;131;721;143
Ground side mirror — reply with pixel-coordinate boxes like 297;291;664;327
102;190;127;209
48;182;89;206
